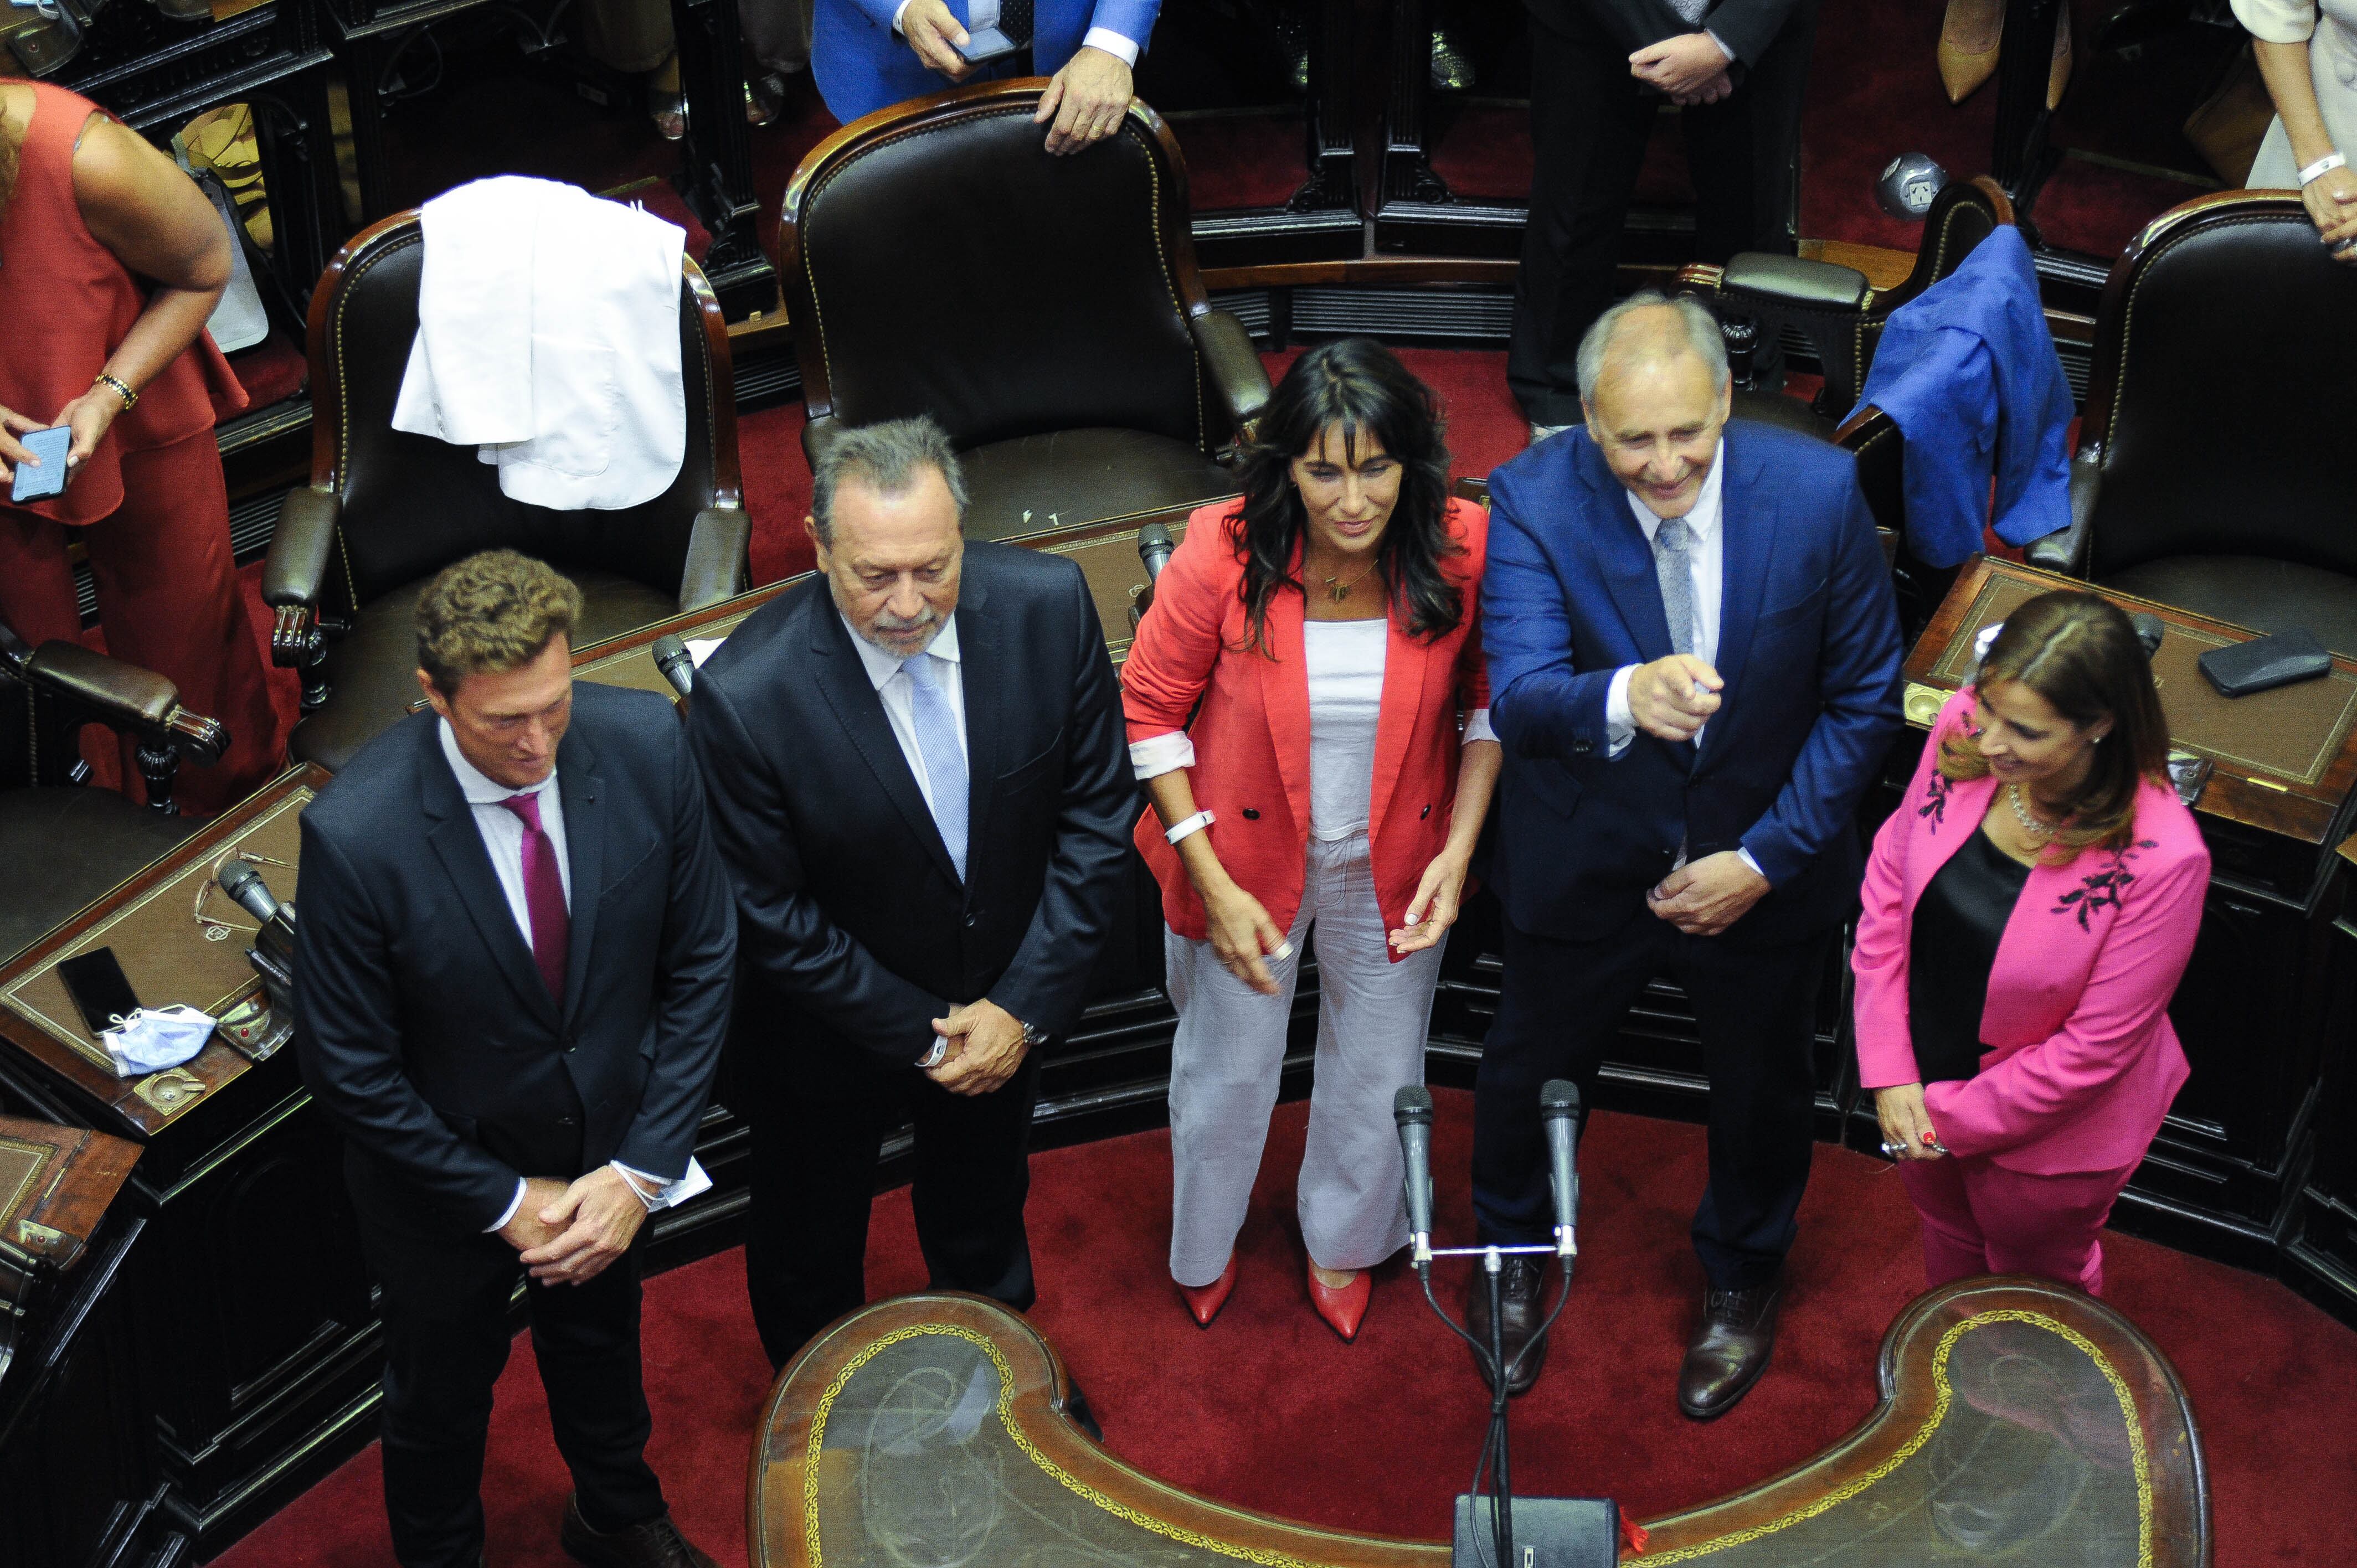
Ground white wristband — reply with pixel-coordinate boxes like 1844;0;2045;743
1165;808;1215;845
2301;151;2346;186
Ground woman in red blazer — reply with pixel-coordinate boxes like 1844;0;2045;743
1854;591;2206;1295
1123;339;1498;1340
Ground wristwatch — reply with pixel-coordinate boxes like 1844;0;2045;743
917;1038;949;1069
1019;1018;1048;1049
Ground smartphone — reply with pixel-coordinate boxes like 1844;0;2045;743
955;25;1021;63
55;947;142;1035
9;426;71;504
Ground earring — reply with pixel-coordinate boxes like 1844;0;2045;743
2091;733;2104;745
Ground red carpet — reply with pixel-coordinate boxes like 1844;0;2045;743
215;1092;2357;1567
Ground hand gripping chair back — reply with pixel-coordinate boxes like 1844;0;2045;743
265;210;752;772
2028;192;2357;652
780;81;1270;541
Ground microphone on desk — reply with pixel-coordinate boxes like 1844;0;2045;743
218;860;292;934
2131;612;2164;662
1541;1079;1581;1262
1138;522;1176;584
1394;1085;1436;1268
651;634;696;699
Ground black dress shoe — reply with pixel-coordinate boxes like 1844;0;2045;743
1677;1276;1782;1421
1463;1256;1550;1396
560;1495;718;1568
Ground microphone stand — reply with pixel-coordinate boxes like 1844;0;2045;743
1414;1237;1573;1568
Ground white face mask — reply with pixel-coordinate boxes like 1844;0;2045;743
100;1004;218;1077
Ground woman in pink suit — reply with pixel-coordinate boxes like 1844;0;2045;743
1854;591;2206;1294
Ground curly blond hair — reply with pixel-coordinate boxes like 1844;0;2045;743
415;550;583;694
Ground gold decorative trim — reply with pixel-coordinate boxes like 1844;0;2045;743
0;1134;47;1222
804;1323;1330;1568
1632;1309;2152;1564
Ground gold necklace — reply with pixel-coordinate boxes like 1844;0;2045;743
1321;560;1380;603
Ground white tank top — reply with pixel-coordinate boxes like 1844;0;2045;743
1304;619;1388;841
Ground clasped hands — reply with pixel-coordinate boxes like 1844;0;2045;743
925;997;1031;1096
500;1167;655;1285
897;0;1132;154
1629;32;1732;106
1628;654;1769;936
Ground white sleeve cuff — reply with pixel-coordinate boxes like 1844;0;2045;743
1129;730;1196;780
1463;708;1497;746
891;0;912;34
1081;25;1141;65
1704;28;1733;63
1605;666;1638;758
486;1177;526;1232
1739;848;1767;882
610;1158;713;1213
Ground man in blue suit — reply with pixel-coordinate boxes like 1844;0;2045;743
815;0;1159;153
1474;293;1901;1416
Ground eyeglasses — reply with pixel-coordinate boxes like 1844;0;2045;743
193;849;294;941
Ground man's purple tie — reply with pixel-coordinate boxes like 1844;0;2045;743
497;791;569;1000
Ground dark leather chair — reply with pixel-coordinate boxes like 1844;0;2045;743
263;210;753;773
2027;192;2357;654
778;80;1273;543
1680;176;2018;439
0;621;227;964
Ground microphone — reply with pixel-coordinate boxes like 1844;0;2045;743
218;860;287;929
650;634;695;699
1137;522;1175;584
1394;1085;1436;1267
1540;1079;1581;1260
2130;612;2164;662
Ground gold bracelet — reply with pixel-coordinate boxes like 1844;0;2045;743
93;373;136;411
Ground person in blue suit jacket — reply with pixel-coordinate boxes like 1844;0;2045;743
1471;293;1902;1418
816;0;1159;153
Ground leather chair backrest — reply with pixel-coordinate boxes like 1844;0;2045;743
1855;176;2011;388
784;91;1208;452
2082;194;2357;580
313;217;727;607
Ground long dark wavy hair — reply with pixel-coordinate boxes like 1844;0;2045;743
1938;591;2170;862
1230;337;1460;656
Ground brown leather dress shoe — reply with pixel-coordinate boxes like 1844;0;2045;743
1677;1277;1782;1421
560;1495;719;1568
1463;1256;1549;1396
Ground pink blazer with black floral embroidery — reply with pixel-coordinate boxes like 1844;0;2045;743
1852;688;2206;1175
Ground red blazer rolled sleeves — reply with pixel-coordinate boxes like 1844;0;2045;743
1121;497;1491;956
1852;688;2206;1175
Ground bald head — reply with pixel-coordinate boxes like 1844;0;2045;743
1576;293;1730;407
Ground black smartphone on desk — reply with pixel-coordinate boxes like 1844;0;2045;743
55;947;141;1035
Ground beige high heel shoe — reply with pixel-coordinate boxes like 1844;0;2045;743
2048;2;2074;111
1938;0;2003;104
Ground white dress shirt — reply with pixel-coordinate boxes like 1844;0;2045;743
842;612;970;813
1604;437;1726;755
440;722;702;1231
1594;441;1766;881
889;0;1144;65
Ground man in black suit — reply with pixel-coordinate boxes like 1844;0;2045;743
295;550;737;1568
1511;0;1817;439
688;416;1133;1370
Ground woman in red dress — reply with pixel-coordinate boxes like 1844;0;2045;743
0;79;284;813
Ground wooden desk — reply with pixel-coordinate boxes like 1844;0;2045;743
752;1282;2207;1567
1902;560;2357;1284
0;765;376;1551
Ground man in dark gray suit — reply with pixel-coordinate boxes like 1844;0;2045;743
295;550;737;1568
1511;0;1817;441
688;416;1134;1371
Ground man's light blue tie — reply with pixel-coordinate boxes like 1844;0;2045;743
1654;517;1697;658
902;651;969;882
